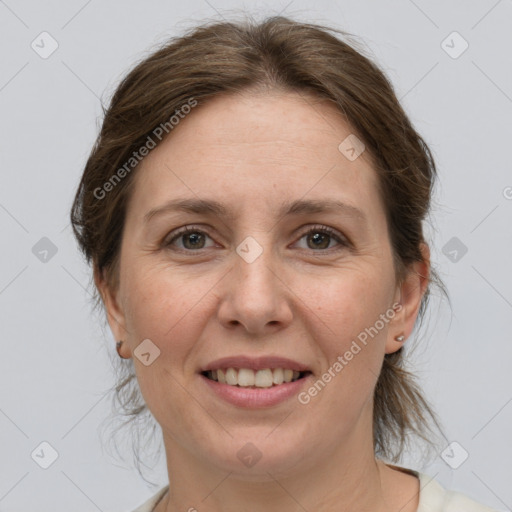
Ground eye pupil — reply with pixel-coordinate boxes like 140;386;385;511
184;232;204;249
308;232;330;250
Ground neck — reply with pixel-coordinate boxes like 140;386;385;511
155;425;418;512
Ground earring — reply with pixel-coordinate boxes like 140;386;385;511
395;334;405;342
116;340;124;357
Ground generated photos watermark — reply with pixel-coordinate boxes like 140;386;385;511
298;302;402;404
93;97;198;200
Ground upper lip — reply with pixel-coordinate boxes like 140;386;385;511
201;356;311;372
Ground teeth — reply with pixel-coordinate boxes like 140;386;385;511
206;368;305;387
238;368;255;386
254;369;273;388
225;368;237;386
272;368;284;385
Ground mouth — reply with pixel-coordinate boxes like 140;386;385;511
201;368;312;388
199;356;313;408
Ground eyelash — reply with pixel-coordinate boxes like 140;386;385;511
163;224;349;253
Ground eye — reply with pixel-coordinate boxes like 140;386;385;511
294;224;348;251
164;226;215;251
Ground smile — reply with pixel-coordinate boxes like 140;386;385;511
202;368;310;388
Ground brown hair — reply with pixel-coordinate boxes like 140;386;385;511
71;15;447;473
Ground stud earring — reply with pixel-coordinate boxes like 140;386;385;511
395;334;405;342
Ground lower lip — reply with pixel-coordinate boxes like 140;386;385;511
199;373;311;408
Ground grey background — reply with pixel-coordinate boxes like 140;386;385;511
0;0;511;511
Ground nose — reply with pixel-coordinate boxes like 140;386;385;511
216;239;294;336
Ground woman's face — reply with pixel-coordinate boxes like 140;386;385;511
101;90;426;477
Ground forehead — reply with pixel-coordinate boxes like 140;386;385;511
127;90;384;223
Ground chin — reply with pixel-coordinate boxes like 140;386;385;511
197;431;313;480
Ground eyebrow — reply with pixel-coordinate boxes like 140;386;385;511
143;198;367;224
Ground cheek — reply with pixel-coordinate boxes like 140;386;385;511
303;267;393;338
302;289;389;433
304;270;392;391
122;269;207;425
122;264;203;339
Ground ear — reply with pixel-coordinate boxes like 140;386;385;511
385;242;430;355
94;267;131;358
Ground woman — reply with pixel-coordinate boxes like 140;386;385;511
70;16;497;512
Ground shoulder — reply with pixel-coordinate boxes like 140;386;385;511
130;486;169;512
417;472;498;512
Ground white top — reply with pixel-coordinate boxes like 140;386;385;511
130;471;498;512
